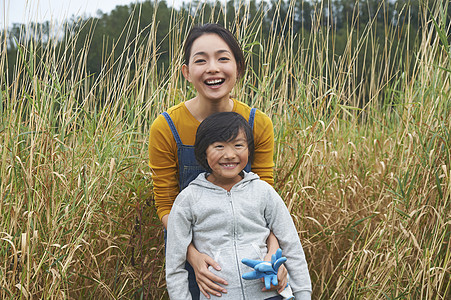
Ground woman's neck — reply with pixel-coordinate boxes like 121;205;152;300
185;96;234;122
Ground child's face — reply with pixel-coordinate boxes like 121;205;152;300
205;130;249;188
182;33;238;104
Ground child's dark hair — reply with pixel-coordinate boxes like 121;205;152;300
195;112;254;173
183;23;246;78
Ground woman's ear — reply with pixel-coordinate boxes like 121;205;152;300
181;64;191;82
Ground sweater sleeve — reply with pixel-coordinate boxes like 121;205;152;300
293;291;312;300
252;110;274;186
264;185;312;296
166;193;194;300
148;114;180;220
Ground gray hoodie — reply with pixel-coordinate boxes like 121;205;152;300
166;172;312;300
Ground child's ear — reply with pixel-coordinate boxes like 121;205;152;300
181;64;191;82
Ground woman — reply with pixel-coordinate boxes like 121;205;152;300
149;23;287;299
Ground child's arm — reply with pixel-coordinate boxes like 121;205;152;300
163;213;229;297
165;198;194;299
265;186;312;299
166;195;229;299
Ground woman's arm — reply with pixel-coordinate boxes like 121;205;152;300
149;115;180;220
252;109;275;185
252;110;288;291
161;214;169;229
186;244;229;298
252;111;288;292
163;213;229;298
151;116;230;298
264;233;288;293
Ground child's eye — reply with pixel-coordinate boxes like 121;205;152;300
194;59;206;64
219;57;230;61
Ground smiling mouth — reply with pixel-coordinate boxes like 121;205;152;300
220;163;239;168
205;79;225;86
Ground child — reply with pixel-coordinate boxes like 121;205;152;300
166;112;312;299
149;23;288;298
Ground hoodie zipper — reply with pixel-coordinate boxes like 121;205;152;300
228;190;246;299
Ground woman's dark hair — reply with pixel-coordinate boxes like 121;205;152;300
195;112;254;173
183;23;246;78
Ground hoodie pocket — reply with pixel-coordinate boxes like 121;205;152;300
207;244;267;289
237;244;265;274
207;247;242;288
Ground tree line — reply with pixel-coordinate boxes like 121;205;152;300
3;0;448;98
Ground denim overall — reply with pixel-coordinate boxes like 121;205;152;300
162;108;256;299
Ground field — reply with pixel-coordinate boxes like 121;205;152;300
0;0;449;299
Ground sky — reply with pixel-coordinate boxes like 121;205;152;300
1;0;185;29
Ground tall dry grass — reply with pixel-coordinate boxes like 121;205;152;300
0;0;449;299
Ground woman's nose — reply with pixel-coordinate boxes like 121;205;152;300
206;61;219;73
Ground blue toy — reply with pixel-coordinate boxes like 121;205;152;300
241;248;286;290
241;248;294;299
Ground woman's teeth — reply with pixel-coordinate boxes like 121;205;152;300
206;79;224;85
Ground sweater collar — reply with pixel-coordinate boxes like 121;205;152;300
189;171;260;192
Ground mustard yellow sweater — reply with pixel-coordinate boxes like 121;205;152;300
149;99;274;220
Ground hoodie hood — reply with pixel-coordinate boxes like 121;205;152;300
188;171;261;191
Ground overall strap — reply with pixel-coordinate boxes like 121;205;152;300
162;112;182;146
248;107;257;130
163;109;256;145
243;108;257;173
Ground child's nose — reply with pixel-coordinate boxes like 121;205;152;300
223;146;237;158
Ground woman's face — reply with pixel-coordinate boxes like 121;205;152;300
182;33;238;104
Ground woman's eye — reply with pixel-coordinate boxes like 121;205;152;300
194;59;205;63
219;57;230;61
